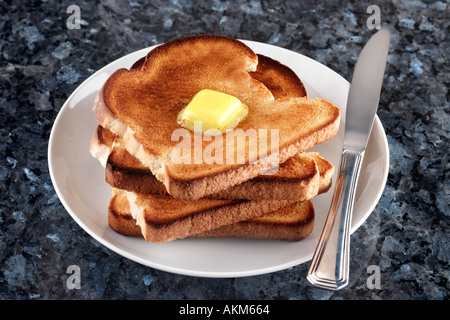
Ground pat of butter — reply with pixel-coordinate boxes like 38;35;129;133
177;89;248;134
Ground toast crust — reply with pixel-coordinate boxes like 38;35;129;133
250;54;307;99
125;189;295;242
108;189;143;237
94;35;340;200
197;200;314;241
108;189;314;242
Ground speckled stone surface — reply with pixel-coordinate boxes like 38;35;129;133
0;0;448;300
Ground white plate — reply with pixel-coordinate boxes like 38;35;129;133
48;40;389;278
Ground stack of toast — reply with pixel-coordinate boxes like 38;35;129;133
89;35;340;243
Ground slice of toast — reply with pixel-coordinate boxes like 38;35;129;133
123;189;296;242
89;125;334;201
108;189;314;241
94;34;340;201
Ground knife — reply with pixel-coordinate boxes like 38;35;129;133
307;29;390;290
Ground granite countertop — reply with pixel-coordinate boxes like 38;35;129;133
0;0;448;300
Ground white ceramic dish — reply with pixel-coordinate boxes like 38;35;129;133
48;40;389;278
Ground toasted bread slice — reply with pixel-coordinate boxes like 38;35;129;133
94;35;340;201
123;189;295;242
89;125;335;201
89;50;318;198
108;190;314;241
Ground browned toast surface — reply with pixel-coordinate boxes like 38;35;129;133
94;34;340;200
197;200;314;241
108;189;314;241
250;54;307;99
131;53;307;99
211;153;320;200
125;189;295;242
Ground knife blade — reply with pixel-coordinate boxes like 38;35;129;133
307;29;390;290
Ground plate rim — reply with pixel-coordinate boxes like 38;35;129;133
48;40;389;278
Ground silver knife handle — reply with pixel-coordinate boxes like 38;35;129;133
307;147;364;290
